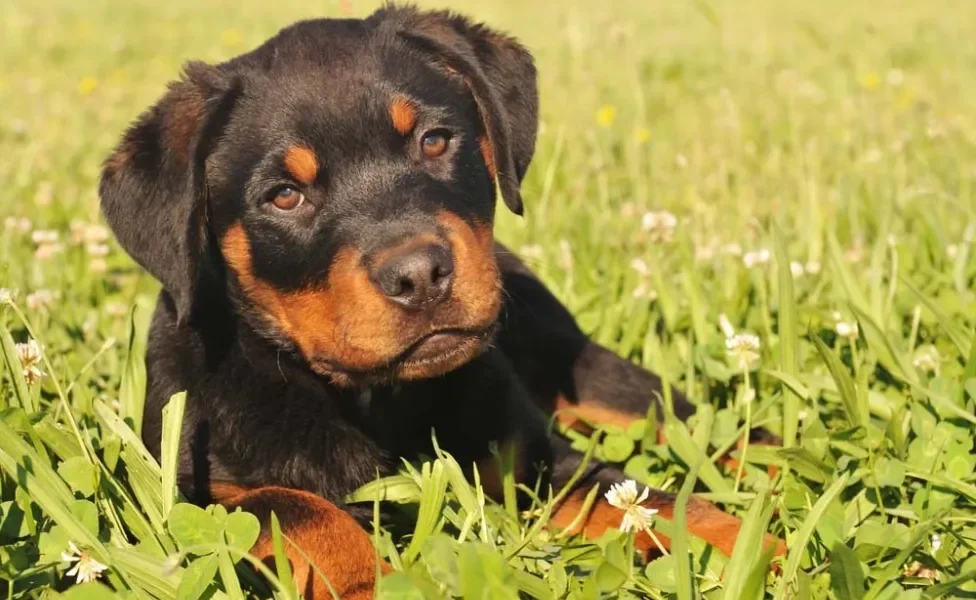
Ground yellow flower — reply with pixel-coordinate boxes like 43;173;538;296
77;76;98;96
634;127;651;143
596;105;617;128
221;29;243;48
860;72;881;91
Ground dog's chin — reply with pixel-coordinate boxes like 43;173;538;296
309;324;497;387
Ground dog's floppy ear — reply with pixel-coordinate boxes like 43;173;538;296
100;62;238;324
384;8;539;215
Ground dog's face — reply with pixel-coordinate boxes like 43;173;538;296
100;7;538;385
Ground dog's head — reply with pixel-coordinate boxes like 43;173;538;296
100;7;538;385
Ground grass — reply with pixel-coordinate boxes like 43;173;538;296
2;0;976;597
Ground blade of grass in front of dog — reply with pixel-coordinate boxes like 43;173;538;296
773;473;850;600
721;490;771;600
663;419;731;494
0;418;126;586
160;391;186;518
774;223;800;448
108;545;183;598
431;436;482;521
500;442;519;521
120;300;151;435
269;512;298;600
671;444;702;600
217;541;245;600
0;323;36;413
811;336;864;429
345;474;422;504
403;459;448;563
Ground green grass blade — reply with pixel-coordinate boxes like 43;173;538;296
160;391;186;517
811;335;864;429
774;223;800;448
773;473;850;600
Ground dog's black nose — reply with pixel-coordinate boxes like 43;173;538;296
371;243;454;309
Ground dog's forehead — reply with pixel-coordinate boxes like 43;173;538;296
225;19;469;144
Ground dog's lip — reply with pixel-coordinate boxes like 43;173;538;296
397;326;493;364
309;322;497;375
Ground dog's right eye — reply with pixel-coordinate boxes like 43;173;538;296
270;187;306;211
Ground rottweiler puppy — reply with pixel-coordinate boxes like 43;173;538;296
100;5;782;597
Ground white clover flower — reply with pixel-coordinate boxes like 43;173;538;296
913;345;941;375
83;225;110;244
641;211;678;243
790;261;805;277
35;242;65;260
89;258;108;273
835;321;859;339
726;333;761;370
31;230;60;244
605;480;658;533
86;242;110;257
5;217;32;233
15;339;45;385
629;257;650;276
70;220;86;244
61;541;108;584
0;288;12;305
26;289;56;311
742;249;771;268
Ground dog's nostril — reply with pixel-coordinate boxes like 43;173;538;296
372;243;454;309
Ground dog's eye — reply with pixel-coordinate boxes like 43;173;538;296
420;131;450;158
271;187;306;211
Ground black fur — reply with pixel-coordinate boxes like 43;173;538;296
102;5;693;536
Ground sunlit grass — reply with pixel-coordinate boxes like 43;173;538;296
2;0;975;597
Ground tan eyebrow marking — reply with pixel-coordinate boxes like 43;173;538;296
389;96;417;135
283;146;319;185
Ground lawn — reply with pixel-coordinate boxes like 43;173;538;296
1;0;975;597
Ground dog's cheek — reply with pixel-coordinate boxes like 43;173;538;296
220;222;408;369
436;211;501;325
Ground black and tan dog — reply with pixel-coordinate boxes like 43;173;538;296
100;6;781;597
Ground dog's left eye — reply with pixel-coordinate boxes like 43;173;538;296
271;187;306;211
420;131;450;158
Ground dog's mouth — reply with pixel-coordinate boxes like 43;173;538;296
309;322;498;384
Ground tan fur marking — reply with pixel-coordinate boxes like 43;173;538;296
220;219;500;382
215;484;390;599
389;96;417;135
478;136;497;179
551;488;786;561
283;146;319;185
